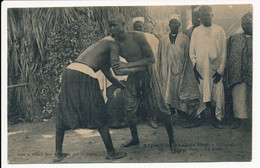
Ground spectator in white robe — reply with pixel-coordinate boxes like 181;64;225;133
189;5;226;129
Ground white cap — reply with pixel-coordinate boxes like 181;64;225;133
169;14;181;23
132;17;145;24
193;6;200;12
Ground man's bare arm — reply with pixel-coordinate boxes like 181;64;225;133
118;33;155;69
112;63;148;76
101;66;125;89
110;41;148;76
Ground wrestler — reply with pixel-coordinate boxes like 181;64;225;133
108;13;176;154
53;36;145;162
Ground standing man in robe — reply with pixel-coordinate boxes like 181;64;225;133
157;14;200;127
189;5;227;129
109;13;176;153
226;12;252;129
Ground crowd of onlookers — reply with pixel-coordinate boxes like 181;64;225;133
53;6;252;161
129;5;252;130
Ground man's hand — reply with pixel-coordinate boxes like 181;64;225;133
112;61;129;69
118;82;126;90
193;64;203;84
212;72;221;84
101;68;125;90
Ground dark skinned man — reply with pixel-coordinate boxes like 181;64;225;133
53;34;147;162
189;5;227;129
226;12;252;129
108;13;176;154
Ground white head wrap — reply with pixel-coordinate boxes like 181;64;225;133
132;17;145;24
169;14;181;23
193;6;200;12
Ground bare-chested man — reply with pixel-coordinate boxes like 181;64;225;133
108;13;176;153
53;36;146;162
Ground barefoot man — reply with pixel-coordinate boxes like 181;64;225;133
53;35;144;161
108;13;177;153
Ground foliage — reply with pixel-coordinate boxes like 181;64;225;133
42;17;102;116
8;8;45;121
90;6;148;34
8;7;148;122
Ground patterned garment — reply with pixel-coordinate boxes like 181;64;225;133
226;33;252;87
123;69;170;125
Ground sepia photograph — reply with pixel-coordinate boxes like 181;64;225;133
1;0;260;168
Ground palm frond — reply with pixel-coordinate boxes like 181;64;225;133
8;6;149;121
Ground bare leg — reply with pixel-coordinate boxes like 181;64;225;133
170;107;176;115
98;126;114;152
53;128;68;162
98;126;126;159
164;117;176;154
122;122;139;147
146;115;159;129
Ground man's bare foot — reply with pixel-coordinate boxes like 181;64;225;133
53;153;68;162
106;150;127;160
121;139;139;147
170;140;177;154
147;119;159;129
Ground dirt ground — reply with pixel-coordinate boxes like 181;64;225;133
7;111;252;164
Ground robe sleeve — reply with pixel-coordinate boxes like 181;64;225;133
189;29;197;67
217;27;227;75
178;35;200;101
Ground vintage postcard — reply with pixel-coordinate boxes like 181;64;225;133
2;0;260;168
